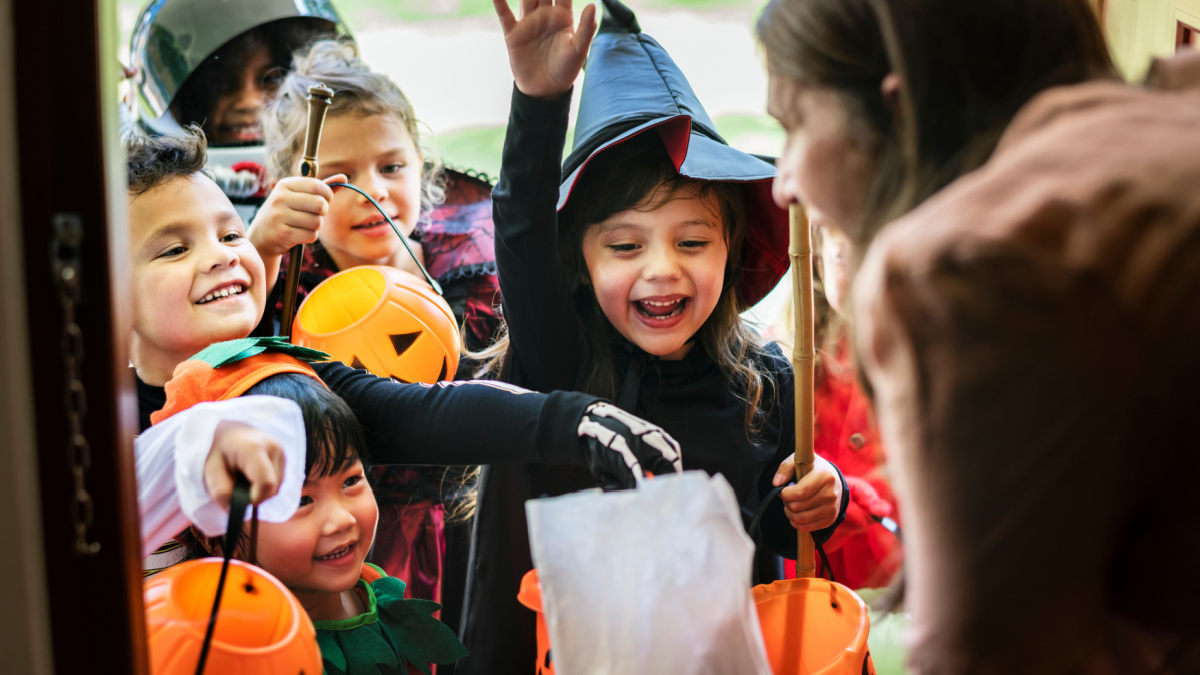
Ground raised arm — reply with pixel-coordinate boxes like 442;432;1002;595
491;0;597;391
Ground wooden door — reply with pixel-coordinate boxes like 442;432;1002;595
11;0;147;672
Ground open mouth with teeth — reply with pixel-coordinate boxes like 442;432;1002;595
196;283;247;305
634;297;689;320
314;542;356;562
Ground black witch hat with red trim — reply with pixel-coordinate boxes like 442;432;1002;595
558;0;789;308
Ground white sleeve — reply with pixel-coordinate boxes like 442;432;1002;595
136;396;307;557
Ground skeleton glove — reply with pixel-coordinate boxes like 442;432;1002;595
577;402;683;489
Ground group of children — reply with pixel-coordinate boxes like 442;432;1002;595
129;0;902;672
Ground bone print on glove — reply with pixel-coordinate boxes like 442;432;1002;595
577;402;683;489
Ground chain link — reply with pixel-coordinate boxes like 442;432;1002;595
52;213;100;556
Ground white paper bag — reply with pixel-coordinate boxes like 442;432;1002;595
526;471;772;675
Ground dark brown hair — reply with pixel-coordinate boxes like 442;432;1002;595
125;126;209;197
757;0;1116;246
244;373;369;478
475;136;776;437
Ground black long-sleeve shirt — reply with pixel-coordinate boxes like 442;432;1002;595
455;88;848;675
137;360;600;468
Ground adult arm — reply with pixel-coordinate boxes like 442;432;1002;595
492;87;586;391
136;396;306;557
855;241;1140;673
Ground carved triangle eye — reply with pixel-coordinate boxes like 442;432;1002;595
389;332;421;356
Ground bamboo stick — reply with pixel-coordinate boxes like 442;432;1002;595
789;203;816;578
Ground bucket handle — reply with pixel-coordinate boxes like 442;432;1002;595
748;484;835;583
194;476;258;675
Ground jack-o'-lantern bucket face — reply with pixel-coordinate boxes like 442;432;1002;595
144;558;323;674
292;266;460;383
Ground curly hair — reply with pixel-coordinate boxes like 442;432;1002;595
262;40;444;216
125;126;209;197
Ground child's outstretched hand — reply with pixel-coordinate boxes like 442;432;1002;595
772;455;844;532
249;174;347;287
494;0;598;99
204;421;287;509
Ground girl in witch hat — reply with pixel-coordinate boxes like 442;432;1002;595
455;1;849;671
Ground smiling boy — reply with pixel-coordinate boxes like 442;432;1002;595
129;143;266;386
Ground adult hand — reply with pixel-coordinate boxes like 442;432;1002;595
773;454;843;531
577;402;682;489
203;421;287;509
494;0;598;99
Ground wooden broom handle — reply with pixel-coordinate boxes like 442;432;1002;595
279;83;334;339
789;204;817;578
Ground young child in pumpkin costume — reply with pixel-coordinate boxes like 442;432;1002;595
454;1;849;670
151;337;468;674
247;39;506;626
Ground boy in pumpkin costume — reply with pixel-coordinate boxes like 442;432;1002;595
125;130;685;572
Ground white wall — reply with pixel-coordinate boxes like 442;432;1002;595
1106;0;1200;79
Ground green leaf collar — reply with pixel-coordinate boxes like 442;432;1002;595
313;565;468;675
188;337;330;368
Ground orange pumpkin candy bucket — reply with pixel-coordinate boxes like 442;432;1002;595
290;265;461;383
145;476;323;675
145;559;323;674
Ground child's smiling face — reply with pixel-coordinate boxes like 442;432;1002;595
581;183;729;360
129;174;267;384
315;113;424;270
255;460;378;617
